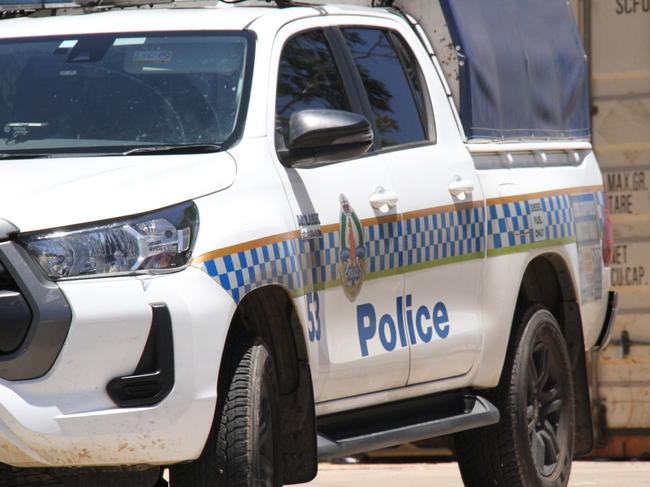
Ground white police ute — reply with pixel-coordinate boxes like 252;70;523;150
0;0;616;485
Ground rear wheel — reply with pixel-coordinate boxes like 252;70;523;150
455;306;575;487
170;333;281;487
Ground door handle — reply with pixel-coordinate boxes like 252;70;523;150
369;186;399;213
448;176;475;201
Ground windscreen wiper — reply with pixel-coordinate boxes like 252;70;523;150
122;144;222;156
0;152;52;160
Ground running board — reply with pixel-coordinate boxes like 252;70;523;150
317;395;499;460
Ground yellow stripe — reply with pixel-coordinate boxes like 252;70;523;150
192;230;301;264
402;200;483;220
361;213;402;226
192;184;601;265
485;185;603;206
192;202;469;265
320;223;339;233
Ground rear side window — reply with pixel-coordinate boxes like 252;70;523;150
391;33;430;135
342;28;426;149
276;30;350;149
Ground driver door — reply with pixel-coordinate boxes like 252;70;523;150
270;23;410;403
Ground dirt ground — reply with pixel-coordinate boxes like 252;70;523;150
298;461;650;486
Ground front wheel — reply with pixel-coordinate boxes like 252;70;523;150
170;334;281;487
455;306;575;487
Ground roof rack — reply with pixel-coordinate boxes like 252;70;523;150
0;0;199;15
1;0;73;10
0;0;298;9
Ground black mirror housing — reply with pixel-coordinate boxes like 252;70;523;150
280;109;373;167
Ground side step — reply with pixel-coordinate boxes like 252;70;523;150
317;394;499;460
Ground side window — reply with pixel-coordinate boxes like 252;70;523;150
342;28;427;149
276;30;351;149
390;33;431;138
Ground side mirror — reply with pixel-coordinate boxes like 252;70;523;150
280;109;373;167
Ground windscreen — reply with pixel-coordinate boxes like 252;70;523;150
0;32;252;155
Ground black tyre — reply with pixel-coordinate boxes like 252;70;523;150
170;334;281;487
455;306;575;487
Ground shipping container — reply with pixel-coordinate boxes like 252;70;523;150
579;0;650;458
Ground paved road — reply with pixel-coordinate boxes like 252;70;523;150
298;461;650;486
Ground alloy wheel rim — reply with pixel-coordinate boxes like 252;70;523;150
526;338;567;478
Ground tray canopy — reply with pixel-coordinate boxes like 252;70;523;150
439;0;590;141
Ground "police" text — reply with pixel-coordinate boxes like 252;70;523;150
357;296;450;357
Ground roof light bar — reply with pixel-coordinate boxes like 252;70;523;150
0;0;75;9
83;0;175;6
0;0;173;12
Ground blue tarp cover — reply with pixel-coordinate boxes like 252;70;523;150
439;0;590;140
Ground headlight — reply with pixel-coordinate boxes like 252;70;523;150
20;202;199;280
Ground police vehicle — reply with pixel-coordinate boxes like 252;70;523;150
0;0;616;485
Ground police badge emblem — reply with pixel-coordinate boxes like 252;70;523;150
338;194;367;301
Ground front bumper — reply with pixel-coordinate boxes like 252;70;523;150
0;263;235;468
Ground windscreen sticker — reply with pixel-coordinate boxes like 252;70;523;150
132;50;172;65
114;37;147;47
58;40;78;49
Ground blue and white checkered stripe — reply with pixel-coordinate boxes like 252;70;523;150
299;232;338;288
200;220;403;302
200;206;484;302
487;200;533;250
300;218;403;281
199;191;599;301
202;239;305;303
536;194;574;241
404;206;484;267
487;193;575;251
366;219;403;274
